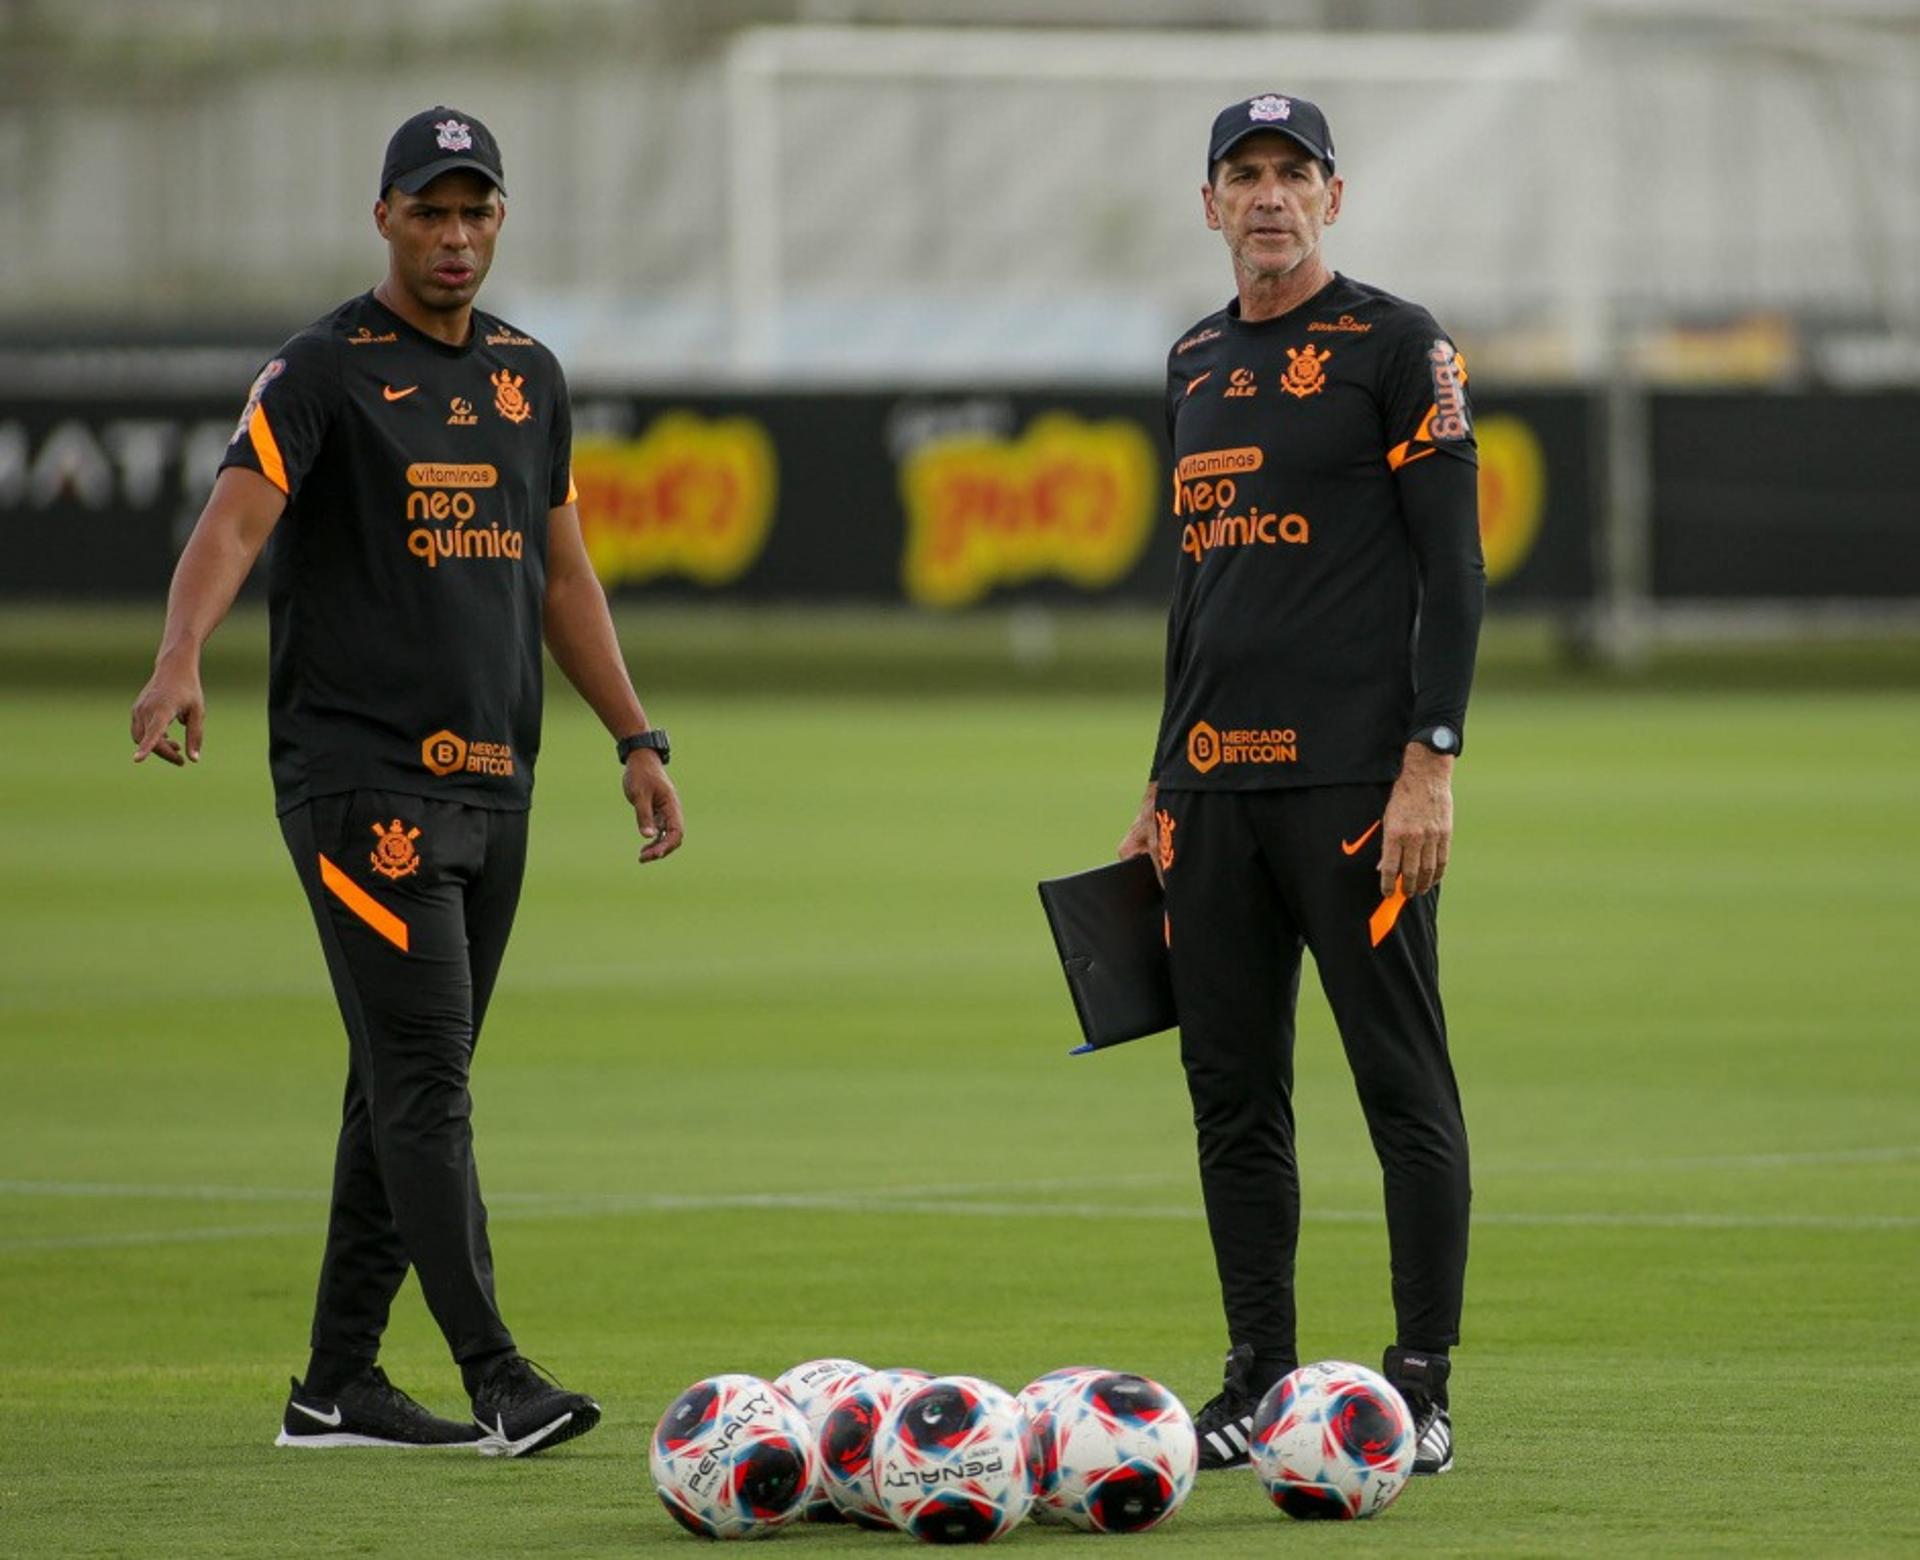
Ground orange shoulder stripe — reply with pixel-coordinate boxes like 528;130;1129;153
248;404;289;494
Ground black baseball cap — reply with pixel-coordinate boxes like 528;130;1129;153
1207;93;1335;177
379;106;506;198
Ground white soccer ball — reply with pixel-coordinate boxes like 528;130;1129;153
1014;1367;1105;1522
772;1358;871;1521
649;1373;819;1539
818;1367;933;1529
1249;1360;1415;1521
873;1375;1032;1544
1027;1370;1198;1533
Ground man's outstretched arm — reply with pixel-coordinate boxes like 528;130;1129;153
543;502;684;864
130;466;287;766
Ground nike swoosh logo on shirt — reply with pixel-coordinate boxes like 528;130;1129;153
291;1401;343;1427
382;385;418;401
1341;819;1382;855
1185;371;1213;396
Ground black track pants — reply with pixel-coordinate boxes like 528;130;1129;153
1155;784;1470;1368
280;790;526;1368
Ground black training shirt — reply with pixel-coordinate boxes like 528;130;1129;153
1151;273;1483;790
221;292;574;813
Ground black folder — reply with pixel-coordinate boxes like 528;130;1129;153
1036;855;1178;1054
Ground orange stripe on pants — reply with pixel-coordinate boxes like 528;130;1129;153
318;854;409;952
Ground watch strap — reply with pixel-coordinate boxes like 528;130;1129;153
615;729;670;766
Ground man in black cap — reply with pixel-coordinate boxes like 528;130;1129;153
130;107;682;1456
1119;93;1484;1478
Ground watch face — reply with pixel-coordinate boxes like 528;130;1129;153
1431;726;1457;752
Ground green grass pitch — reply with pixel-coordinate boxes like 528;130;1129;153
2;617;1917;1555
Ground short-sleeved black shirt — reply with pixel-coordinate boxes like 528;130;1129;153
1152;273;1477;790
220;292;574;813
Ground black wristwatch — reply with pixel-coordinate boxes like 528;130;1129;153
1408;724;1461;757
615;729;671;766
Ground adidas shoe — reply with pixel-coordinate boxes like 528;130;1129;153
275;1366;484;1449
1411;1403;1453;1475
1193;1344;1262;1470
471;1354;601;1458
1382;1346;1454;1475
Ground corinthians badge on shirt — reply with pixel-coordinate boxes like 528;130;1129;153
491;368;532;424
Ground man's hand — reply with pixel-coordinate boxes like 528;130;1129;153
1379;743;1453;897
1118;780;1162;883
623;753;684;864
127;466;285;770
130;654;206;766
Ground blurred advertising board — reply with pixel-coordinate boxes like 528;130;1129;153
499;388;1595;609
0;383;1596;605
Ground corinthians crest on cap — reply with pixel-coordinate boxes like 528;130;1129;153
434;119;473;152
1248;95;1292;122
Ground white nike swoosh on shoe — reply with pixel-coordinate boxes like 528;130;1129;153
290;1401;344;1427
476;1410;573;1459
475;1413;510;1456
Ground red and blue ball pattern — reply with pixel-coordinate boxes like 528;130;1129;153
874;1376;1032;1544
1249;1360;1414;1522
1025;1371;1198;1533
649;1373;819;1540
819;1367;934;1530
772;1357;871;1521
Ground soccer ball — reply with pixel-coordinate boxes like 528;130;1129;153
819;1367;932;1529
873;1375;1032;1544
1028;1370;1197;1533
1014;1367;1104;1522
649;1373;818;1540
1249;1360;1415;1521
773;1358;871;1521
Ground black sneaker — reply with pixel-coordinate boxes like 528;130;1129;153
1382;1346;1454;1475
1193;1344;1262;1470
471;1355;601;1458
275;1367;484;1449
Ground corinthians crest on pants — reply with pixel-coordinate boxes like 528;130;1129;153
369;819;422;880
